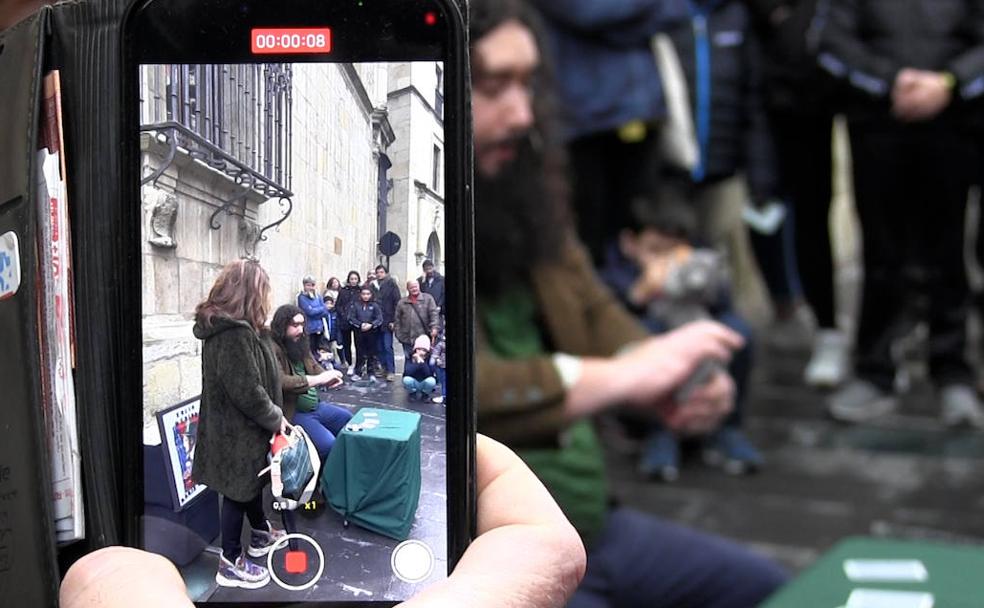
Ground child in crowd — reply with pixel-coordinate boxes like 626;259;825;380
402;335;438;401
601;196;763;481
430;331;447;404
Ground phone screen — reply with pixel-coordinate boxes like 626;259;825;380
125;1;471;604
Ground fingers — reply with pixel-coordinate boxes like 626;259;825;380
399;436;585;608
60;547;193;608
474;435;571;532
665;372;735;435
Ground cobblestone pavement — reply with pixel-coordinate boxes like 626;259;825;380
188;376;449;603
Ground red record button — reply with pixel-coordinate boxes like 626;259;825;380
251;28;332;54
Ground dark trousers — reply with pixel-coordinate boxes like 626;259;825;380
568;508;787;608
307;332;324;360
772;109;837;328
220;494;266;561
354;330;379;376
849;118;973;389
749;201;804;311
339;327;354;366
568;129;660;265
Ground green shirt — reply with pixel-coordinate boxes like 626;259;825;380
480;289;609;545
292;360;319;413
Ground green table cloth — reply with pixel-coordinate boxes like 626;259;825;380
761;537;984;608
322;408;422;540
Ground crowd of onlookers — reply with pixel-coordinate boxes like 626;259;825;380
296;261;448;403
528;0;984;486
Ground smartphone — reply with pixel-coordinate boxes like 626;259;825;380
120;0;474;604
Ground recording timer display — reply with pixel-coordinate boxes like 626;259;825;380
251;28;333;54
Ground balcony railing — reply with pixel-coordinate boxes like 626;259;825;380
140;63;293;193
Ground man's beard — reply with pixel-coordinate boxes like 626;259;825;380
284;335;310;363
474;137;568;298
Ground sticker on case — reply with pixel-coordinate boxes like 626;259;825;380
0;231;22;301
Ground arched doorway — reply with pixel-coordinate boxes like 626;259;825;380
426;231;442;269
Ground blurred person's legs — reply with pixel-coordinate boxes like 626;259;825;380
568;128;659;265
773;109;846;386
833;120;978;423
688;177;771;323
703;310;763;474
567;508;787;608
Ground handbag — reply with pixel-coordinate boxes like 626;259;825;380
259;425;320;510
652;33;699;171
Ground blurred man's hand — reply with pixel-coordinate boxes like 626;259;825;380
893;68;953;122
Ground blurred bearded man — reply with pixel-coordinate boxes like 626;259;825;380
468;1;787;606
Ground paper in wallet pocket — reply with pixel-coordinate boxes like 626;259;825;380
0;9;62;607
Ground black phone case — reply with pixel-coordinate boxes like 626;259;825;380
1;0;472;604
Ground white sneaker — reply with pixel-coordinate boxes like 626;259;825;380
804;329;850;388
940;384;984;429
827;378;898;423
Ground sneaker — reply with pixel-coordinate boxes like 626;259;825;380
347;366;356;377
350;374;362;381
804;329;850;388
368;375;379;384
940;384;984;429
703;428;764;475
247;522;287;557
828;378;898;423
386;373;398;382
216;553;270;589
638;429;680;482
767;304;816;352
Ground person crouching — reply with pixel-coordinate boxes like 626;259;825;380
403;335;438;401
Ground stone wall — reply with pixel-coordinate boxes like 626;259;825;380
141;63;387;423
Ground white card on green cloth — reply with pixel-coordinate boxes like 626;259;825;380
845;589;933;608
843;559;928;583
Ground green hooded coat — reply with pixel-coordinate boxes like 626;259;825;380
191;317;284;502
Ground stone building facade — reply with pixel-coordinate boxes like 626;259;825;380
383;62;446;286
139;62;393;422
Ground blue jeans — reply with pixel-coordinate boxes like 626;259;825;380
568;508;787;608
292;402;353;462
403;376;437;395
378;328;396;373
436;367;447;395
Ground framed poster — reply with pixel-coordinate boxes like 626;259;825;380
156;397;207;510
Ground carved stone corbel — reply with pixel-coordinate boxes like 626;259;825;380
144;187;179;249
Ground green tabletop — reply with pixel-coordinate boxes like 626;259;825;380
322;408;422;540
761;537;984;608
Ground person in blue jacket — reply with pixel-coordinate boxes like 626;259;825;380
297;275;330;360
530;0;689;264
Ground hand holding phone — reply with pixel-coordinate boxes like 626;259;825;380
62;438;580;608
125;0;472;603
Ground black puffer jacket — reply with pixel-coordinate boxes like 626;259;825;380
666;0;778;203
745;0;838;113
335;284;361;322
819;0;984;115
